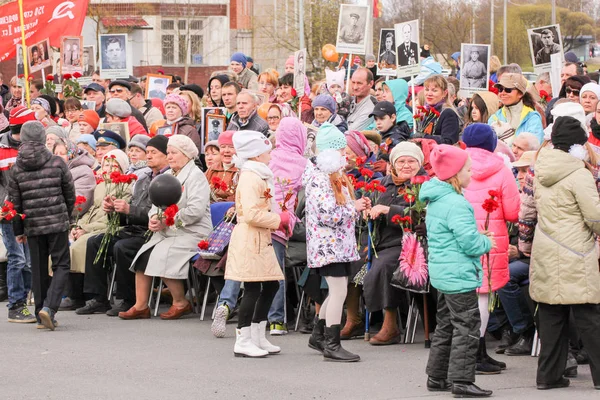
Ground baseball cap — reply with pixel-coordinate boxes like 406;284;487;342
369;101;396;118
84;83;105;94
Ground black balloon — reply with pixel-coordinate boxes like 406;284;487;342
148;174;182;208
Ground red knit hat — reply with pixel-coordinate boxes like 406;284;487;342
218;130;235;146
429;144;469;181
9;106;36;126
78;109;100;130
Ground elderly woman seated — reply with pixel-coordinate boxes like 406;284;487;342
119;135;212;320
205;131;238;203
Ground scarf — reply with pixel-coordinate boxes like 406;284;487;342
591;118;600;141
5;96;21;111
504;101;524;131
424;100;444;112
237;159;276;209
391;168;410;186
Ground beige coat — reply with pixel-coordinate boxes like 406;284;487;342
530;148;600;305
225;170;283;282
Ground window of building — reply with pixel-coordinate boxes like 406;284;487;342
160;18;204;66
161;34;174;65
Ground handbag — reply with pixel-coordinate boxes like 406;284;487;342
198;215;235;260
391;232;430;293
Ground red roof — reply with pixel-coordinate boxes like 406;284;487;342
101;17;149;28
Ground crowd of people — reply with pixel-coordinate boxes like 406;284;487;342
0;44;599;397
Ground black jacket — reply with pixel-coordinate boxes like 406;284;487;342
8;141;75;236
0;84;9;107
120;168;162;236
432;107;460;145
380;122;411;155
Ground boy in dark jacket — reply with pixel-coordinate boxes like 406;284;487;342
8;121;76;330
370;101;411;156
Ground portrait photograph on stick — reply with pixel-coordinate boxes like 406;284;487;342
293;48;307;97
377;29;397;76
459;43;490;97
61;36;83;76
335;4;369;55
394;19;420;78
146;74;172;100
99;33;129;79
527;24;564;73
29;38;52;73
205;113;226;143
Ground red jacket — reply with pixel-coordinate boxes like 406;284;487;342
126;117;148;137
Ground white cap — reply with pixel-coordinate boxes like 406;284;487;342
232;130;272;167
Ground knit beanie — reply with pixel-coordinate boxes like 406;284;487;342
312;94;337;115
164;94;190;116
232;130;272;161
218;130;235;147
76;134;97;151
365;54;376;62
390;141;425;167
551;116;588;152
430;144;469;181
147;135;169;155
230;52;247;68
345;130;371;159
79;109;100;130
9;106;36;134
128;134;151;151
20;121;46;144
168;134;199;160
46;126;69;142
103;149;130;172
285;55;295;68
106;98;132;118
580;82;600;101
316;122;346;152
462;123;498;153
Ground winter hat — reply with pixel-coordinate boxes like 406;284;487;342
430;144;469;181
204;140;220;153
316;122;346;152
180;84;204;101
232;130;272;161
475;92;500;116
218;130;235;146
9;106;36;134
390;141;424;167
312;94;336;115
285;55;295;68
325;68;345;88
20;121;46;144
550;102;588;134
163;94;190;116
362;130;382;146
46;126;68;142
365;54;376;62
106;98;132;118
76;134;97;151
147;135;169;155
564;51;579;63
551;116;588;152
207;75;230;94
580;82;600;100
463;123;498;153
451;52;461;62
78;110;100;130
128;134;151;151
230;52;247;68
496;73;528;93
108;80;132;92
168;134;198;160
345;130;371;159
31;97;51;115
103;149;130;172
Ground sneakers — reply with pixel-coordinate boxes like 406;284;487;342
8;303;36;323
59;297;85;311
269;321;288;336
75;298;111;315
37;318;59;329
38;307;57;331
211;304;230;338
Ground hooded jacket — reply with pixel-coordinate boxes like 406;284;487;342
383;79;414;128
419;178;492;294
530;148;600;305
463;147;520;293
68;150;96;216
8;141;75;236
0;84;9;106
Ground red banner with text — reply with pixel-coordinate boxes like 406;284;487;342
0;0;90;62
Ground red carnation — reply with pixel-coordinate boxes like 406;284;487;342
354;181;365;190
46;74;54;82
165;216;175;226
375;185;386;193
28;76;33;81
355;157;366;167
359;168;374;179
164;204;179;219
488;190;500;199
73;72;82;79
391;215;402;224
75;196;87;206
63;73;72;80
18;74;24;79
20;214;26;220
404;194;415;203
198;240;209;250
482;198;500;214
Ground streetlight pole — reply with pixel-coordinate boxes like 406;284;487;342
299;0;304;49
503;0;507;64
490;0;494;54
552;0;556;24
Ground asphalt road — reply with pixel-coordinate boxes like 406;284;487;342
0;301;597;400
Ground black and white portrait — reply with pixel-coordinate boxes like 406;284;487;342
206;114;226;142
335;4;369;55
293;48;306;96
377;29;397;76
99;34;129;79
16;44;24;77
459;44;490;92
528;24;563;70
82;46;96;77
29;39;51;73
394;19;420;78
61;36;83;76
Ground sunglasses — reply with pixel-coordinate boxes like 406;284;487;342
496;85;514;94
109;88;125;94
566;87;580;96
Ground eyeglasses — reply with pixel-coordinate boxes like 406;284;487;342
109;88;125;94
267;116;281;121
566;87;580;96
65;109;81;114
495;85;514;94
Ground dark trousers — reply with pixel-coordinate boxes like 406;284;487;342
537;302;600;385
237;281;279;328
426;290;481;383
114;236;146;304
29;231;70;315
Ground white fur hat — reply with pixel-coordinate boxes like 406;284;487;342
325;68;346;88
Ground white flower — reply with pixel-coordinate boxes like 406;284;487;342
568;144;588;161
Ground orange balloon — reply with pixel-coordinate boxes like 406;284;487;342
322;44;339;62
257;102;272;120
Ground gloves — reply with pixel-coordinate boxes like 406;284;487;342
414;223;427;238
278;211;291;233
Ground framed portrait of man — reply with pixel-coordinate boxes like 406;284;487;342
29;38;52;73
16;44;25;77
201;107;226;152
527;24;563;74
99;122;130;145
335;4;369;55
394;19;420;78
205;113;226;144
81;46;96;77
459;43;490;97
157;125;173;137
61;36;83;76
99;34;129;79
146;74;172;100
376;29;397;76
293;48;307;96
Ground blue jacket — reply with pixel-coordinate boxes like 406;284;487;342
488;105;544;144
419;178;492;294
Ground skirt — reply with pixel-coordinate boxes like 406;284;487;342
318;262;351;277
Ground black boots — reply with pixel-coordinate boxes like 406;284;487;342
476;337;504;374
308;317;325;353
0;262;7;302
452;382;493;397
323;325;360;362
426;376;452;392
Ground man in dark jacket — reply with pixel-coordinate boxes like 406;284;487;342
226;92;268;135
76;135;170;316
8;121;76;330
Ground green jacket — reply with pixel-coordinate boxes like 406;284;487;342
419;178;492;294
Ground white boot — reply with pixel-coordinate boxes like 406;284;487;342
234;327;268;358
251;321;281;354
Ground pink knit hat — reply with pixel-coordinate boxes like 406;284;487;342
430;144;469;181
345;130;371;158
285;55;295;68
163;94;190;116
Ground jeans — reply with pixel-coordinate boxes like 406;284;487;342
497;260;534;334
1;222;31;308
218;279;241;309
268;240;286;323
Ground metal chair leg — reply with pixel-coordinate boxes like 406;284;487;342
294;290;305;332
404;298;415;344
531;329;540;357
148;276;155;308
189;267;200;314
200;277;211;321
107;263;117;302
153;279;163;317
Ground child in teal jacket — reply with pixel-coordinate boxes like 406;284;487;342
419;144;495;398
